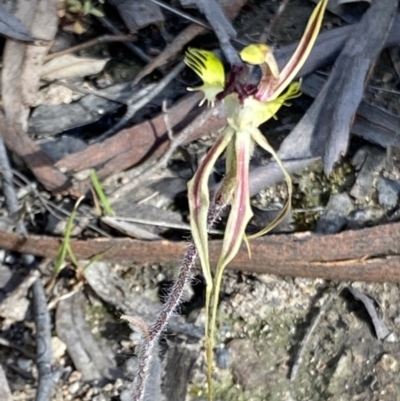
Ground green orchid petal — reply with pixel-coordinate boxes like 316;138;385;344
238;82;301;129
254;0;328;102
240;43;280;78
247;128;292;239
184;48;225;107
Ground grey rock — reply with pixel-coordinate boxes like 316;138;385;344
350;146;386;201
350;146;386;202
92;395;107;401
68;381;81;395
227;339;268;389
56;291;120;381
327;352;354;395
0;265;11;290
17;358;32;371
215;346;231;369
316;193;353;234
120;390;132;401
0;365;12;401
347;207;385;230
377;177;400;208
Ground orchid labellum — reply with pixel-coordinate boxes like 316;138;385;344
184;1;328;398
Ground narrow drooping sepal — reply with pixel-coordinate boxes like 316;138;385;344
216;129;254;270
255;0;328;102
187;128;234;401
206;129;254;400
248;128;293;239
187;128;235;291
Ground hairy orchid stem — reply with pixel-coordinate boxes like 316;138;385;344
133;200;226;401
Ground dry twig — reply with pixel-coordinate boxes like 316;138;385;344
45;34;135;61
0;138;56;401
98;15;153;63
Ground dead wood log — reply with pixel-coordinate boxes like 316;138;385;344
1;222;400;283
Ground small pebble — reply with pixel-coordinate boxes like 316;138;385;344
377;177;399;209
68;370;82;383
376;353;399;372
52;336;67;361
381;72;394;83
68;381;80;395
17;358;32;371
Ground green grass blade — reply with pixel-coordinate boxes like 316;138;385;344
54;196;84;274
90;169;114;217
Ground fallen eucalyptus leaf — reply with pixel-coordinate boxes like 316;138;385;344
33;84;76;106
109;0;164;31
347;287;390;340
0;0;71;193
29;95;121;135
0;4;39;41
41;54;109;80
56;291;119;380
101;216;161;240
2;0;59;132
278;0;397;174
84;261;203;339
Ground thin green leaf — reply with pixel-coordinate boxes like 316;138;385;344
88;7;105;17
83;1;91;15
90;169;114;217
82;247;112;272
54;196;85;274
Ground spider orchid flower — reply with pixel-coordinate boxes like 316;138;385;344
184;1;327;398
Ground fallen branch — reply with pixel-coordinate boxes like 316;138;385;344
0;114;71;193
0;137;55;401
45;34;136;61
56;92;204;179
2;222;400;282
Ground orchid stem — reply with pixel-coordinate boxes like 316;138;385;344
132;200;226;401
